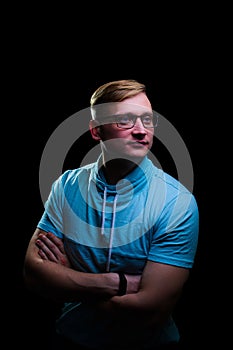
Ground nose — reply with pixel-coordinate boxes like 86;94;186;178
132;117;147;133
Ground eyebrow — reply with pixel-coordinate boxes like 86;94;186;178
112;112;153;117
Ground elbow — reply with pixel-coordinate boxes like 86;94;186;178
23;263;35;292
23;257;44;292
23;262;34;288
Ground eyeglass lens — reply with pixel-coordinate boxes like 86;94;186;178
116;114;158;129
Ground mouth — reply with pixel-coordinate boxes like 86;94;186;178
127;141;149;146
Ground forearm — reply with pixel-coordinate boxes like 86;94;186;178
23;230;141;303
92;292;167;331
23;258;119;303
92;262;189;328
97;290;158;315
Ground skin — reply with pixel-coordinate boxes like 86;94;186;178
23;92;189;336
90;93;154;183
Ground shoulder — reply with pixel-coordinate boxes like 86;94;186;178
149;164;198;213
50;163;96;195
59;163;96;184
145;158;186;192
151;164;194;196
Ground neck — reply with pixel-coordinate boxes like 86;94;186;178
101;156;143;185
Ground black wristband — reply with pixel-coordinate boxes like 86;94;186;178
117;272;127;296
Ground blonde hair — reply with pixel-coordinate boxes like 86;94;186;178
90;79;146;106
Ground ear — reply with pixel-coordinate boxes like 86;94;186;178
89;120;101;141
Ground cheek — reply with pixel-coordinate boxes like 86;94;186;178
101;126;129;140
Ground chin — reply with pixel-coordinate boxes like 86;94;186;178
125;152;148;162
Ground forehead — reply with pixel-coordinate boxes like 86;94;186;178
92;93;152;119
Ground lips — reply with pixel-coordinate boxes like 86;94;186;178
127;141;149;146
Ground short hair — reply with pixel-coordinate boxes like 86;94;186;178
90;79;146;106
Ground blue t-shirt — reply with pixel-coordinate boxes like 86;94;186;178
38;155;199;348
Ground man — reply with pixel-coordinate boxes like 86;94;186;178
23;79;199;349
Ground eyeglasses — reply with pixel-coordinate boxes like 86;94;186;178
99;113;158;129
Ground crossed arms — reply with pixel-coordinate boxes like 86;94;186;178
23;228;189;328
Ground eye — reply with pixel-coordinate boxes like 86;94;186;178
142;115;153;125
116;115;131;125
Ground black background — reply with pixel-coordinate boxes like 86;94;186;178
6;9;227;349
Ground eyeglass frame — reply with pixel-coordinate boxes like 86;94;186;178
96;112;159;129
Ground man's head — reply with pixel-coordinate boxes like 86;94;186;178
89;80;156;163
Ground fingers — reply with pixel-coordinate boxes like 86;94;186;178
36;232;71;267
46;232;66;254
36;236;59;263
38;248;49;260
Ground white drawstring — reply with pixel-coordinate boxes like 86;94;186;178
101;187;107;235
106;194;118;272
